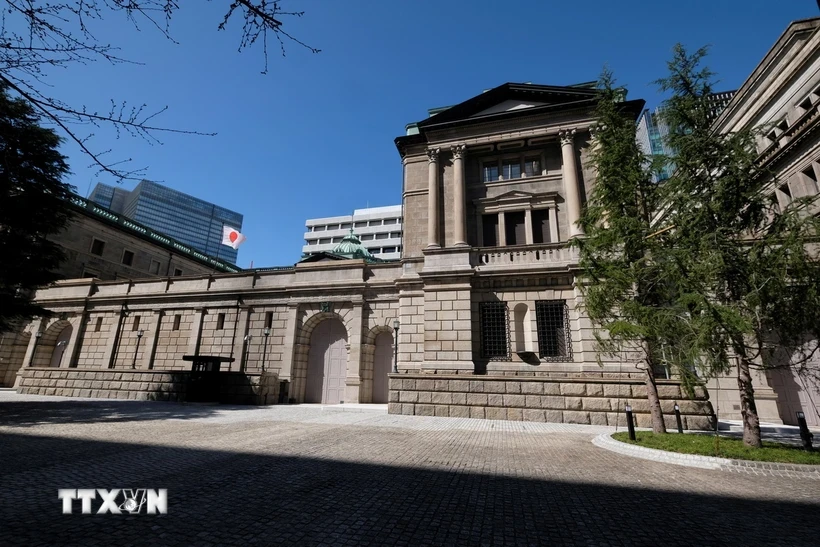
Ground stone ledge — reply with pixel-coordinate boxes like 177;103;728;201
592;434;820;480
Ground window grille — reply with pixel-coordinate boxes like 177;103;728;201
535;300;572;361
480;302;510;360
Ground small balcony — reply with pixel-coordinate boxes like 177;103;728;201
473;243;579;272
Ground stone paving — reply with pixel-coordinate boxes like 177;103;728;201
1;392;818;546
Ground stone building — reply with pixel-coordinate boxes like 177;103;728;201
3;83;715;428
710;16;820;427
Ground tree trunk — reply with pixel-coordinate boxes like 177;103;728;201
737;357;762;448
644;360;667;434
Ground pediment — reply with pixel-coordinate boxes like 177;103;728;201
471;100;549;117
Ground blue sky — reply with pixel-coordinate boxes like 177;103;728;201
37;0;817;267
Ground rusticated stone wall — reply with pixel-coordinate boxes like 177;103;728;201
16;368;280;405
388;375;715;430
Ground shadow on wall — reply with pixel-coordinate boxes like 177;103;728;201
0;431;817;545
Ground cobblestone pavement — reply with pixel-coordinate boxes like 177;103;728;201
1;392;818;546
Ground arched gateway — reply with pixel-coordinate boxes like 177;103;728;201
305;318;348;404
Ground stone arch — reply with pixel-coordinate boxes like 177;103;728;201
32;319;72;367
361;324;395;403
0;331;30;386
292;310;353;403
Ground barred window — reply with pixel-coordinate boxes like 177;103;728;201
480;302;510;360
535;300;572;361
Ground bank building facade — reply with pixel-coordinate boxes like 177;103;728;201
1;82;714;429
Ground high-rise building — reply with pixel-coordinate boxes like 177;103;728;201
89;181;244;264
302;205;402;260
636;90;736;182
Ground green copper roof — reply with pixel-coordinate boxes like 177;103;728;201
332;229;381;261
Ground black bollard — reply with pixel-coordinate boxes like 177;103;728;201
796;411;814;451
674;403;684;434
625;404;636;441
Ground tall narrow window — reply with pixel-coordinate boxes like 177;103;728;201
94;317;103;332
535;300;571;361
174;268;183;277
90;239;105;256
479;301;510;360
173;315;182;331
531;209;550;244
216;313;225;330
482;162;499;182
482;214;499;247
132;316;141;331
803;164;819;194
505;211;526;246
121;250;134;266
502;159;521;180
524;156;541;177
265;311;273;329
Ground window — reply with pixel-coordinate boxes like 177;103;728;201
505;211;526;246
121;250;134;266
361;234;374;241
265;311;273;329
524;156;541;177
384;218;398;225
535;300;571;361
803;164;819;194
331;237;342;243
309;240;318;245
319;238;331;245
482;214;499;247
314;225;326;231
172;315;181;331
94;317;103;332
480;302;510;360
502;159;521;180
174;268;183;277
532;209;550;244
382;246;396;253
149;260;161;275
132;316;141;331
354;221;368;228
376;233;388;240
371;248;381;254
216;313;225;330
369;220;382;226
482;162;499;183
90;239;105;256
390;232;402;238
340;223;352;229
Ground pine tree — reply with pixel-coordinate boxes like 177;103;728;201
575;70;684;434
658;45;820;447
0;83;74;333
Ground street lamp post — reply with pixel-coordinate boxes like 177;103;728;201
392;319;400;374
243;334;253;372
262;327;271;372
131;329;144;369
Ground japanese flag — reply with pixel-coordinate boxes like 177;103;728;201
222;226;246;250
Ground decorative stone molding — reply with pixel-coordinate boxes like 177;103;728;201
559;128;576;146
426;147;440;163
450;143;466;159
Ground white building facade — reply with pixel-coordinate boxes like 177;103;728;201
302;205;403;261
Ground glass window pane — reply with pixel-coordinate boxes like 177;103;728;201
502;160;521;179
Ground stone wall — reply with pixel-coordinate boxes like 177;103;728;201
388;375;715;430
16;368;280;405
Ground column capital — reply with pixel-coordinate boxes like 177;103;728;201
450;144;466;159
588;124;603;140
559;129;576;146
426;147;440;163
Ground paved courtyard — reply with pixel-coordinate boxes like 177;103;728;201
1;391;818;546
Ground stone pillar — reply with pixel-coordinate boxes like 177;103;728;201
451;144;467;246
426;147;441;249
498;211;507;246
559;129;584;237
232;306;251;372
524;209;534;245
280;303;300;383
102;307;126;369
140;310;163;370
186;308;205;357
548;204;559;243
23;317;48;367
345;302;364;404
61;312;86;368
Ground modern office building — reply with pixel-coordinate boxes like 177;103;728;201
636;90;736;182
302;205;402;260
89;181;244;264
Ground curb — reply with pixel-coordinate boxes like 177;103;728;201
592;433;820;480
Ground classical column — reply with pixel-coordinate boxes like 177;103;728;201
498;211;507;246
232;306;251;372
23;317;48;367
103;306;126;369
451;144;467;246
140;310;163;370
279;303;300;383
548;205;559;243
426;147;441;249
524;209;534;245
559;129;585;237
345;302;364;404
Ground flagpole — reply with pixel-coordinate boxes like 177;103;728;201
212;222;222;275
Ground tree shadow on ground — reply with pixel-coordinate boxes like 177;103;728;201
1;431;817;546
0;399;242;427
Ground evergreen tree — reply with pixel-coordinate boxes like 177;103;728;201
658;45;820;447
0;83;74;333
575;70;683;434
